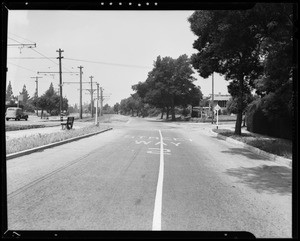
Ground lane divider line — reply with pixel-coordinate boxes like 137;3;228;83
152;129;164;230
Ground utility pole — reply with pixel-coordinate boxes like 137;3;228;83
211;72;214;124
31;76;42;116
31;76;43;97
89;76;94;118
95;83;99;126
100;87;103;116
56;48;64;122
78;66;83;119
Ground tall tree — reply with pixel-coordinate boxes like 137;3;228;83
252;3;293;121
19;84;30;104
189;3;294;135
113;103;120;114
6;81;14;102
133;55;198;120
189;9;264;134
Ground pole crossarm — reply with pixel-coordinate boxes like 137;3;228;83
63;82;90;84
7;43;36;47
37;71;79;74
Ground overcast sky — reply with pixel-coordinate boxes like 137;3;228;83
7;10;229;107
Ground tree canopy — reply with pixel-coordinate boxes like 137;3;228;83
133;54;201;120
188;3;293;134
34;83;69;117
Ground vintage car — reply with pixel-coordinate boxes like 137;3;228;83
6;107;28;121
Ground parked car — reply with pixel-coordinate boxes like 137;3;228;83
6;107;28;121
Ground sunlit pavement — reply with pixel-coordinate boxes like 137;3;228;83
6;117;291;238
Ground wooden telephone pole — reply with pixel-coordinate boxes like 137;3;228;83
56;48;64;121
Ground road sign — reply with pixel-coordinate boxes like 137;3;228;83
215;104;221;111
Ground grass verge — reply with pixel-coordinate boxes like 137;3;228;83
6;125;109;155
213;129;292;159
6;124;48;131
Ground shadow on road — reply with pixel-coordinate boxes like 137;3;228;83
225;165;292;195
221;147;266;160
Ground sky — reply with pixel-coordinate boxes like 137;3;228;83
7;10;229;107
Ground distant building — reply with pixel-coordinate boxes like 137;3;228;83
207;93;230;107
203;93;231;116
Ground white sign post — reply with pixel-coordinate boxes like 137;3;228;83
215;104;221;129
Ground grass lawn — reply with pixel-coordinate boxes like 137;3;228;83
6;125;109;155
213;129;292;160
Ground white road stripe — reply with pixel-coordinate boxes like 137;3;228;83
152;130;164;230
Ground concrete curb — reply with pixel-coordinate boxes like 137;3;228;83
6;128;113;160
210;129;292;168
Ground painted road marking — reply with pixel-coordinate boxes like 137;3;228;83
152;130;164;231
147;148;171;155
171;142;181;146
155;141;167;146
135;140;152;145
125;135;192;142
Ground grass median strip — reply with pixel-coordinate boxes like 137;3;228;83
6;125;110;155
213;129;292;159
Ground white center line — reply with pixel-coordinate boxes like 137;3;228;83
152;129;164;230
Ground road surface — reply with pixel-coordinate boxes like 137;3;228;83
6;117;292;238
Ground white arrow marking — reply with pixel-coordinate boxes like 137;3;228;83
171;142;181;146
173;138;185;142
155;141;167;146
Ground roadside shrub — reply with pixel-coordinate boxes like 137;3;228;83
246;99;292;140
181;108;190;117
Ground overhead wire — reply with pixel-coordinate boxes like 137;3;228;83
9;32;36;44
64;57;151;69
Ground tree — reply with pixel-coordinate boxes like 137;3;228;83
189;3;294;135
113;103;120;114
189;9;265;135
19;85;30;104
34;83;69;116
6;81;14;102
133;55;198;120
252;3;293;122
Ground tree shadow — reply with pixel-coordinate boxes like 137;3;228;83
225;165;292;195
221;147;266;160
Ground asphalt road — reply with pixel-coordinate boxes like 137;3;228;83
6;117;292;238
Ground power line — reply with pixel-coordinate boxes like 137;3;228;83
64;57;151;69
7;57;57;59
8;37;23;44
7;61;36;73
9;32;36;44
29;47;74;72
29;47;58;66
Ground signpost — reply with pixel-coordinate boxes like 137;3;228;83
214;104;221;129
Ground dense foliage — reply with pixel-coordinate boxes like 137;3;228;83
188;3;294;136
